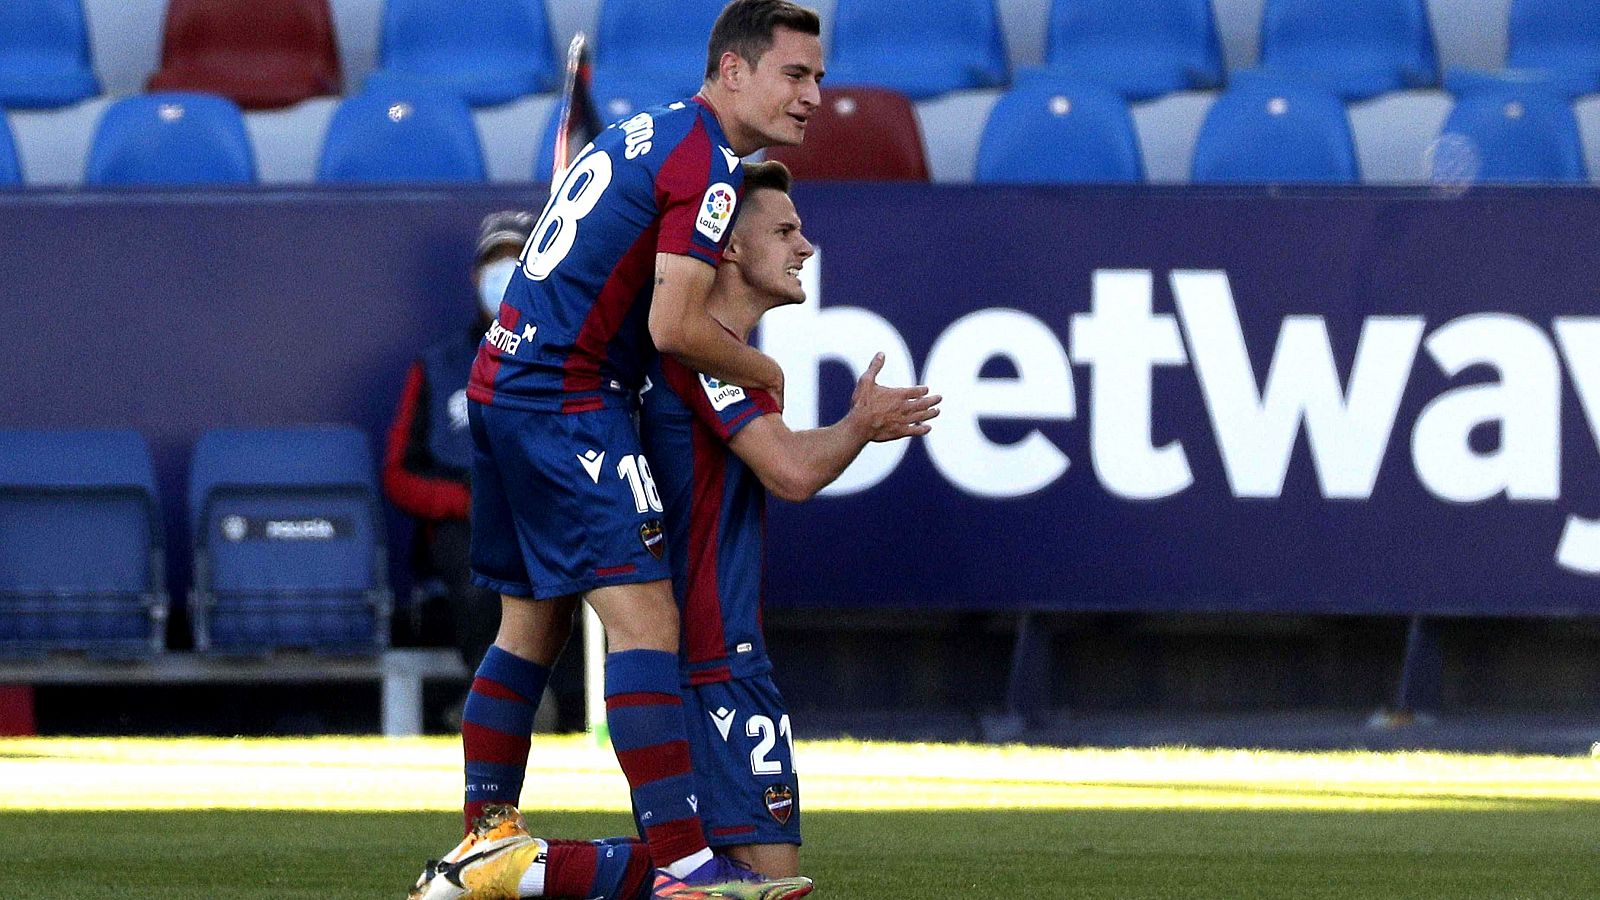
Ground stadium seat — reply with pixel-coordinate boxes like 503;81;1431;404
976;78;1144;183
0;116;22;186
188;426;391;655
1191;77;1361;183
366;0;559;107
765;87;929;181
826;0;1010;100
84;93;256;186
1508;0;1600;94
0;430;167;658
1256;0;1438;100
317;87;486;184
592;0;725;102
0;0;101;109
1434;84;1587;183
1042;0;1225;99
146;0;341;111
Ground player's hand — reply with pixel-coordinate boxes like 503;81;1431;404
847;352;940;442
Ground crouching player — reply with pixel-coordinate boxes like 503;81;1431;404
408;162;939;900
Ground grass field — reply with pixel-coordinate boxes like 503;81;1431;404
2;737;1599;898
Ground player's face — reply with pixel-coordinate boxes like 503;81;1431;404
731;188;813;307
736;27;823;148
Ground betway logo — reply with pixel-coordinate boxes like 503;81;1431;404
760;260;1600;575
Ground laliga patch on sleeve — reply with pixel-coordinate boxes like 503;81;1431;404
696;182;738;242
700;373;746;411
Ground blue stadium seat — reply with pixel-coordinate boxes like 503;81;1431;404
1191;77;1361;183
1434;83;1587;184
1042;0;1225;99
317;86;486;183
0;0;101;109
0;430;167;658
84;93;256;186
1256;0;1438;99
367;0;560;106
0;116;22;186
976;78;1144;183
188;426;391;655
1508;0;1600;94
593;0;725;102
826;0;1010;100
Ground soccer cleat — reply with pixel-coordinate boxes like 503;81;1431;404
408;804;540;900
651;854;814;900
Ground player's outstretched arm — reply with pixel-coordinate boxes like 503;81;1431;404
651;252;786;401
729;352;940;502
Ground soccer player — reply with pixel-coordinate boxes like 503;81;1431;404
407;160;939;900
416;3;826;899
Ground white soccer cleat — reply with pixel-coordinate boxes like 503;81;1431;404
408;804;541;900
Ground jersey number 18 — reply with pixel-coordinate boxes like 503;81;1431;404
522;147;614;281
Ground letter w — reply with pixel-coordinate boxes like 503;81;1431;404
1171;270;1424;499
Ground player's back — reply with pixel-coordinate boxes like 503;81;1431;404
468;97;745;414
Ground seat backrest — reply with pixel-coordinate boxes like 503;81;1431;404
1436;88;1587;183
0;117;21;186
147;0;341;110
595;0;726;93
1508;0;1600;83
84;93;256;186
829;0;1009;99
317;87;486;183
0;0;101;109
189;426;381;594
1045;0;1224;95
765;87;929;181
0;429;160;597
977;79;1144;183
376;0;559;103
1259;0;1438;98
1191;78;1361;183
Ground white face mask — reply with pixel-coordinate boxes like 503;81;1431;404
477;259;519;318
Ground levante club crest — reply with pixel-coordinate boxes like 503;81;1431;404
764;784;794;825
639;520;665;559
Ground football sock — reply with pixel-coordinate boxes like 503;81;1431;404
604;649;712;875
462;645;551;831
520;837;652;899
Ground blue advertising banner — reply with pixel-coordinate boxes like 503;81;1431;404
3;184;1599;615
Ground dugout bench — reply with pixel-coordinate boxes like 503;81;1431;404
0;648;466;736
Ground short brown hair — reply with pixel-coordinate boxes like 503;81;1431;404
705;0;821;81
740;160;793;195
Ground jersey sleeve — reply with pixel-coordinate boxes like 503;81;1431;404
654;121;744;268
660;356;779;443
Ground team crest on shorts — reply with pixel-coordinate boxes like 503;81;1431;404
639;520;665;559
764;784;794;825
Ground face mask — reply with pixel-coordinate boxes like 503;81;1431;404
478;259;519;318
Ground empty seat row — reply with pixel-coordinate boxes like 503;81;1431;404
0;427;391;657
11;0;1600;113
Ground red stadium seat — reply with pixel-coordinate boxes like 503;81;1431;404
146;0;342;110
765;87;929;181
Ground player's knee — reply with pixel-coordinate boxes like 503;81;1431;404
589;581;679;651
726;844;800;878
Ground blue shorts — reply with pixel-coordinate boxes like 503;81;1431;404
675;675;802;848
468;401;671;599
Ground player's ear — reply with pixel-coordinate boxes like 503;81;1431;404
722;233;743;263
719;51;744;89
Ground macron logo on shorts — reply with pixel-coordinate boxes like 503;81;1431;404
710;706;737;741
578;449;606;483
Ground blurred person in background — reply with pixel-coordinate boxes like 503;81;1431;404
384;210;535;672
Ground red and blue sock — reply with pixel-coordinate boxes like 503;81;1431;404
461;645;550;831
539;837;652;900
604;648;709;871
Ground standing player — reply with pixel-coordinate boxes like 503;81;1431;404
416;3;825;900
407;163;939;900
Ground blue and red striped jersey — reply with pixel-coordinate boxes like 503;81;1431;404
640;352;781;684
469;97;745;413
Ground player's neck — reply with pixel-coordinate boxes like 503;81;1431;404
707;287;761;343
696;86;759;157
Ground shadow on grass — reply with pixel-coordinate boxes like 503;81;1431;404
5;805;1599;899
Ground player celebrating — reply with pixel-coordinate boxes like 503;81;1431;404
415;3;825;900
408;161;939;900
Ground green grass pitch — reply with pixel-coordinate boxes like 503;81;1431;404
2;737;1598;899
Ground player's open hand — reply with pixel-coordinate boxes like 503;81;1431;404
849;352;941;442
